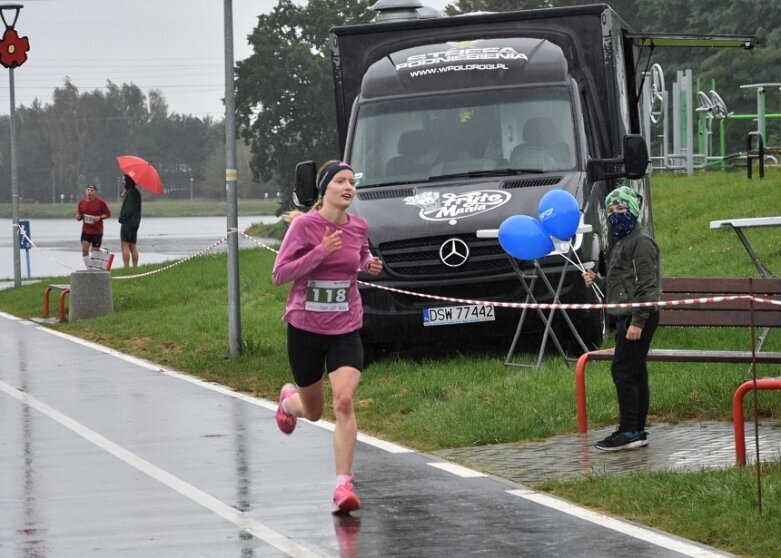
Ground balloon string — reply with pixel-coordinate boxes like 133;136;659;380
559;247;605;300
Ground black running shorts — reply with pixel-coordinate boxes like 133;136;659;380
286;324;364;388
120;223;139;244
80;232;103;248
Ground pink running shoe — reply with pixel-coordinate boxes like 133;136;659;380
275;383;297;435
333;476;361;514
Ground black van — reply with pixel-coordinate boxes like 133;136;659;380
294;3;751;350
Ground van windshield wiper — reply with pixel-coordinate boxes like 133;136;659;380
428;168;548;180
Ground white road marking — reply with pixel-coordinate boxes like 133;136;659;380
427;462;486;477
0;378;323;558
507;489;731;558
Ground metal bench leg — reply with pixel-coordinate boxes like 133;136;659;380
43;286;52;318
58;289;70;322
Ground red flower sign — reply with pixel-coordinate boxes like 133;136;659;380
0;28;30;69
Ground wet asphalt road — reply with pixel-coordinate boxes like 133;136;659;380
0;312;733;557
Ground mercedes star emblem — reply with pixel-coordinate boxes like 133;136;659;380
439;238;470;267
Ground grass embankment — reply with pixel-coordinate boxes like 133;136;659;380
0;198;280;219
1;171;780;557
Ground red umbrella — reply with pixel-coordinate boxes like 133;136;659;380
116;155;163;195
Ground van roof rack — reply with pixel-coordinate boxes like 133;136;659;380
626;32;757;50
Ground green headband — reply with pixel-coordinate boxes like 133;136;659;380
605;186;641;217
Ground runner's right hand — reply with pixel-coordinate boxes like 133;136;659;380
322;228;342;254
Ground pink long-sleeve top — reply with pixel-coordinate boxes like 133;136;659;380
272;211;374;335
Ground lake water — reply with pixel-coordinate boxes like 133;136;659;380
0;216;279;280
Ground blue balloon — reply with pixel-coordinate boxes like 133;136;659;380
538;189;581;240
498;215;554;260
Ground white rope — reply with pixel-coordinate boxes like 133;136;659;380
16;224;80;273
112;236;229;280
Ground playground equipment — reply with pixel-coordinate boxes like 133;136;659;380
739;83;781;178
740;83;781;142
641;66;780;175
642;64;732;174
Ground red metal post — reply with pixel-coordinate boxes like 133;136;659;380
43;286;52;318
58;288;70;322
576;352;591;433
733;378;781;466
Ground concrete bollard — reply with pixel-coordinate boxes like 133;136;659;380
69;270;113;321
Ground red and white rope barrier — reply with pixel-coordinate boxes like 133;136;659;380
16;223;777;311
238;231;777;311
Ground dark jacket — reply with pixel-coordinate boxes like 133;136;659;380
594;226;661;327
119;186;142;227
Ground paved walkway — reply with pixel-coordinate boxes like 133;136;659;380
435;421;781;484
1;312;742;557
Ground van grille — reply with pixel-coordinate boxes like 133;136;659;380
378;234;512;278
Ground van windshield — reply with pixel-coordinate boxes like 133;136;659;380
349;87;577;187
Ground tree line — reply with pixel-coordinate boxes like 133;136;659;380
0;79;270;206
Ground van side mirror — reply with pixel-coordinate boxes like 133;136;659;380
623;134;649;179
587;134;649;181
294;161;318;208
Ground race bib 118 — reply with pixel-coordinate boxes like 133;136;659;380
305;280;350;312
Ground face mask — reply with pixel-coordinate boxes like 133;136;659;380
608;211;637;241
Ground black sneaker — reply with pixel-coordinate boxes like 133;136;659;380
595;430;644;452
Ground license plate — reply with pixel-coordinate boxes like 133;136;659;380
423;304;495;326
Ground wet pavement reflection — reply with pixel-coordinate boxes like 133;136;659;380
332;514;361;558
0;314;736;557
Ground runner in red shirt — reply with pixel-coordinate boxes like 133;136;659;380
75;184;111;268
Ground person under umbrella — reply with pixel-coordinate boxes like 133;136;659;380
116;155;163;195
118;174;142;268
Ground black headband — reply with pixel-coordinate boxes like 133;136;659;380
318;161;353;196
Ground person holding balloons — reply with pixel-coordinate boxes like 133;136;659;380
582;186;661;452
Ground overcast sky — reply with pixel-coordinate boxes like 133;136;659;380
0;0;451;120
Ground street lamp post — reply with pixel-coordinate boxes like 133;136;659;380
1;3;30;288
9;63;20;286
224;0;241;357
190;176;194;201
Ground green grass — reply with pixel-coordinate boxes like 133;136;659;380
1;170;780;556
0;198;280;218
537;462;781;558
245;218;287;239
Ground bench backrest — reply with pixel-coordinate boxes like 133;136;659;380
660;277;781;328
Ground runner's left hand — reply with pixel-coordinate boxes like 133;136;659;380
366;257;383;276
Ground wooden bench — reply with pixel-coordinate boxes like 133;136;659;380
575;277;781;434
43;284;71;322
